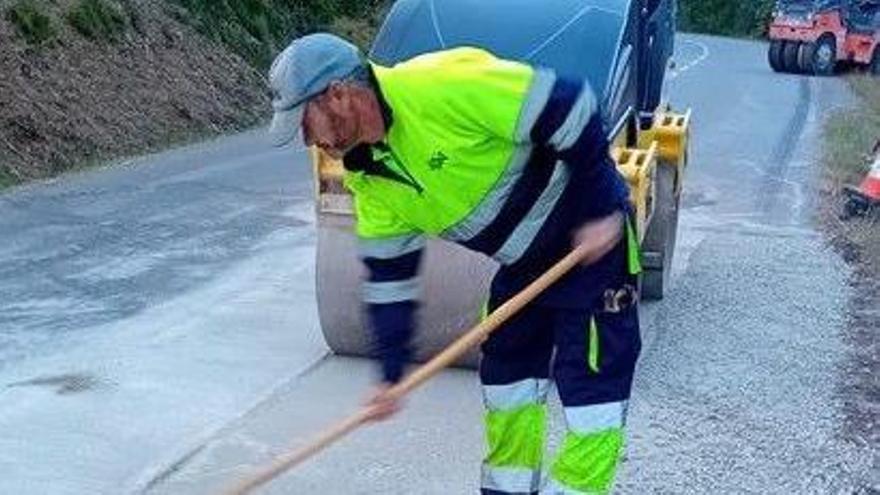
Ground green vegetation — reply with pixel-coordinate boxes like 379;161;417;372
172;0;778;55
66;0;127;41
678;0;775;38
6;0;57;45
328;5;390;51
0;165;19;188
822;76;880;269
169;0;389;69
824;77;880;183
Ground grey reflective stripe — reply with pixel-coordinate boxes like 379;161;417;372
563;400;626;435
548;86;597;150
362;278;420;304
482;465;542;493
444;67;555;243
358;234;425;259
483;378;550;411
441;145;531;242
609;44;633;117
542;479;587;494
493;162;570;265
515;68;557;143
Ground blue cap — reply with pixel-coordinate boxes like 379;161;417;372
268;33;363;147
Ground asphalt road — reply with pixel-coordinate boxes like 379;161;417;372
0;35;875;494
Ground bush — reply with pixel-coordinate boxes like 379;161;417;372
67;0;127;41
6;0;57;45
170;0;388;69
0;165;19;188
678;0;775;38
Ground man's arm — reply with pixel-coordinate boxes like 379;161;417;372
514;68;609;167
359;233;424;383
352;188;424;384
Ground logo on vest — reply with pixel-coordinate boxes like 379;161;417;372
428;151;448;170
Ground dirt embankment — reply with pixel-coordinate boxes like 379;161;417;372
0;0;270;185
818;76;879;454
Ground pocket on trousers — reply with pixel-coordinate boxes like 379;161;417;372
592;302;641;376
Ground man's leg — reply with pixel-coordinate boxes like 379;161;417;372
546;286;641;494
480;297;555;495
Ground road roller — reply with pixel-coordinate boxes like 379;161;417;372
313;0;691;366
767;0;880;76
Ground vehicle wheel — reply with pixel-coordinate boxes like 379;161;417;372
799;42;816;75
811;35;836;76
768;40;786;72
641;163;679;301
782;41;803;73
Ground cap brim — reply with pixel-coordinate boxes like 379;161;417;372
268;105;305;147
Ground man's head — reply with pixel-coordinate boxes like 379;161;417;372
268;33;386;158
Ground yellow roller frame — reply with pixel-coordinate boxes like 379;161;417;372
611;108;691;241
637;108;692;195
611;141;658;243
312;148;351;215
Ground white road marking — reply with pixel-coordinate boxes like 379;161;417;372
668;38;710;80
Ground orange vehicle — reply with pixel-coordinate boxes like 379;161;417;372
768;0;880;75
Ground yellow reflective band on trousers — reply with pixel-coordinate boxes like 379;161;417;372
626;219;642;276
550;428;623;494
485;403;547;470
587;317;600;373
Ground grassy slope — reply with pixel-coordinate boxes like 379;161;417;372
823;78;880;184
169;0;390;69
821;76;880;269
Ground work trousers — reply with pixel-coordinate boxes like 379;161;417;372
479;239;641;495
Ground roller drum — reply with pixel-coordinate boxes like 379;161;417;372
316;212;496;369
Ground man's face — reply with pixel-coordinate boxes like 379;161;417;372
302;83;360;159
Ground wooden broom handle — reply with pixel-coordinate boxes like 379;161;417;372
222;243;592;495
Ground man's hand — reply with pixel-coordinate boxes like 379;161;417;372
363;384;403;422
572;210;624;266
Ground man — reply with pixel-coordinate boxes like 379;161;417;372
269;33;642;495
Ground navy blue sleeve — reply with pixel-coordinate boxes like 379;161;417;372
367;301;417;383
517;69;609;170
359;235;425;383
